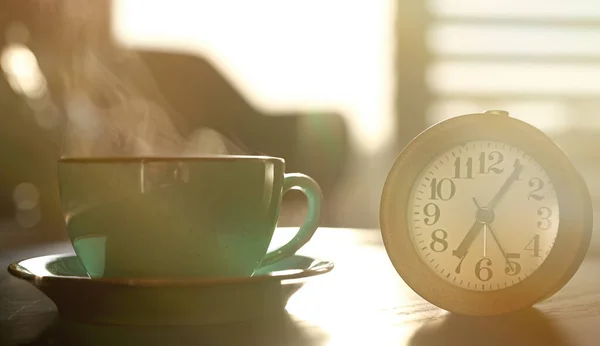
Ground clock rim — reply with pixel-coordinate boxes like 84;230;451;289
380;112;593;316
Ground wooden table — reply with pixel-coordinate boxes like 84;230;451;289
1;227;599;345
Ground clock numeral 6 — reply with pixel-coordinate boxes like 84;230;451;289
429;229;448;252
475;258;493;282
429;178;456;201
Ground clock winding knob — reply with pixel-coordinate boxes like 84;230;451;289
484;110;510;117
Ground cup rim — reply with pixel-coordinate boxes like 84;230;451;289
58;155;285;164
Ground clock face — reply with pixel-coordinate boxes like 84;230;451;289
408;140;560;291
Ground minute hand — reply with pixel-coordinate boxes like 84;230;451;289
486;159;523;210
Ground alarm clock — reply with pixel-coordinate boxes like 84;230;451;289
380;110;592;316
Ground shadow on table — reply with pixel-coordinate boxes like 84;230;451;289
409;308;567;346
23;312;328;346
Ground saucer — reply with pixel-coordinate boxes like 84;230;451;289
8;253;333;326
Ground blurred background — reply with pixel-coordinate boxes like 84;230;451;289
0;0;599;254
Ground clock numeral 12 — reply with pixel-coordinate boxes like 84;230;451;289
480;151;504;174
454;151;505;179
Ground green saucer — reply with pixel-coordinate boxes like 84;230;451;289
8;253;333;326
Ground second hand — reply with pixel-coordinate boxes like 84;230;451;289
483;224;488;258
487;224;511;269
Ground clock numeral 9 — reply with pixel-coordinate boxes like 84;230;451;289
429;178;456;200
505;253;521;276
423;203;440;225
429;229;448;252
475;258;493;282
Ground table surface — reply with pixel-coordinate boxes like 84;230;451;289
1;227;599;346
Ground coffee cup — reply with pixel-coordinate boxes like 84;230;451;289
57;156;322;279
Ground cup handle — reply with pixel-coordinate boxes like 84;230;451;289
260;173;323;267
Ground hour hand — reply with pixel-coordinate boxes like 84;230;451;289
453;219;484;259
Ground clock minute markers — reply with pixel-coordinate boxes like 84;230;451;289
408;140;560;292
379;109;588;314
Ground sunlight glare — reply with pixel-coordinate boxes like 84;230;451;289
111;0;396;154
271;227;424;345
0;44;47;99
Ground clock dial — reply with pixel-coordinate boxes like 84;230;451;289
408;140;559;291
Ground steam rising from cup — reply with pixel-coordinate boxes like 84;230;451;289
62;91;243;157
53;0;247;158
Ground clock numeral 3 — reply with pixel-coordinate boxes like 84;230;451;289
475;258;493;282
430;229;448;252
537;207;552;230
429;178;456;201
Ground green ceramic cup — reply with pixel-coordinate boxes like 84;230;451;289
57;156;322;279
